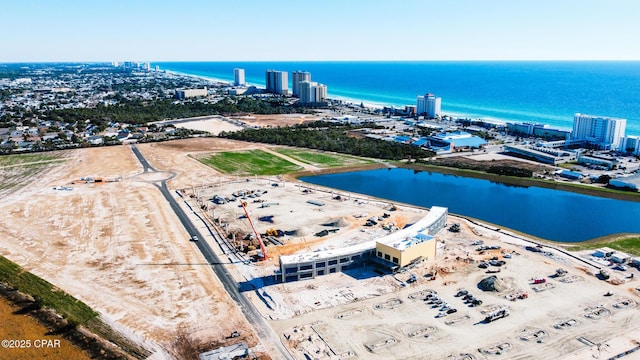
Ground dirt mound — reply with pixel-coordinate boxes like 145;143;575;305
294;227;310;236
478;276;517;292
321;217;350;227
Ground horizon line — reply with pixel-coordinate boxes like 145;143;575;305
2;59;640;65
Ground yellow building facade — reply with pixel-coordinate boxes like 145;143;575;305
376;235;436;267
374;206;447;268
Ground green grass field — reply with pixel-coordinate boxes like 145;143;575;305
199;149;302;175
0;256;98;325
566;237;640;256
0;153;64;167
0;154;68;192
273;147;375;168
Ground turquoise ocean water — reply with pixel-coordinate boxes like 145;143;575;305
155;61;640;135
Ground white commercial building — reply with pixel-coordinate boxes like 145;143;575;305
417;93;441;118
571;113;626;150
265;70;288;95
234;68;245;86
503;144;577;165
299;81;328;103
174;87;208;100
292;71;311;97
609;173;640;192
279;207;447;282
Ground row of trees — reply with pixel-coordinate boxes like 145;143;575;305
415;157;536;178
45;96;304;127
220;122;433;160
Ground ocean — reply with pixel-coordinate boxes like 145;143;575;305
155;61;640;135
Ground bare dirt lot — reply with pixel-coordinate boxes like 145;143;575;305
229;114;323;128
0;144;258;357
172;116;243;135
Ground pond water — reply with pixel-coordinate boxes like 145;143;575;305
300;168;640;242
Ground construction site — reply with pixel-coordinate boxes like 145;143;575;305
2;136;640;359
182;172;640;360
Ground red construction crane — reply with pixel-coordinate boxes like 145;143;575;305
240;201;268;260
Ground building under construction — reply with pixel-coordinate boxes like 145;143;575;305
279;207;448;282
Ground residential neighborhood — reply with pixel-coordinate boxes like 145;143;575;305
0;63;215;153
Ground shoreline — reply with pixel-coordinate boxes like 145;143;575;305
288;161;640;243
290;161;640;203
159;64;640;134
292;165;639;249
157;66;528;126
401;163;640;202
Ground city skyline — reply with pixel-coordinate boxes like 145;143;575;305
2;0;640;62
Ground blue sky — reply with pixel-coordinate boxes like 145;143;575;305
2;0;639;62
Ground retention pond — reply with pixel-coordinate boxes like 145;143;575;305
300;168;640;242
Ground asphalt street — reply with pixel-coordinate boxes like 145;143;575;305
129;144;292;359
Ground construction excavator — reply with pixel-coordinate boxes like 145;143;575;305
240;201;268;261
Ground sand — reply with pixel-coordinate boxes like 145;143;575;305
165;116;244;135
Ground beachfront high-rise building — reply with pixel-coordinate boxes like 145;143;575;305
265;70;289;96
299;81;328;103
571;113;626;150
292;71;311;97
417;96;427;115
299;81;312;103
417;93;441;118
234;68;246;86
315;83;327;103
619;136;640;155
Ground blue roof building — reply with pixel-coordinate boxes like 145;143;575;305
393;135;412;143
558;169;583;180
424;131;487;153
411;138;429;147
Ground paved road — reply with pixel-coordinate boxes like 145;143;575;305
130;144;156;172
129;145;292;359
